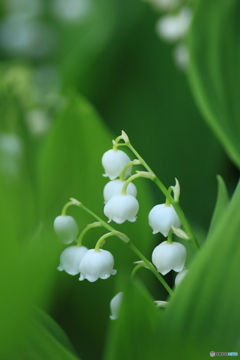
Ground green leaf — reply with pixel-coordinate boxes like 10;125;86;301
34;308;78;356
189;0;240;167
154;180;240;359
103;280;161;360
207;175;229;238
22;310;80;360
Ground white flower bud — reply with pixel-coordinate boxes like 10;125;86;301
102;149;132;180
0;133;23;177
54;215;79;244
175;268;188;287
152;241;186;275
173;43;189;70
79;249;117;282
148;204;181;237
57;245;88;275
156;7;192;43
104;194;139;224
103;179;137;203
110;292;124;320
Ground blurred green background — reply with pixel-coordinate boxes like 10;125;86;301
0;0;238;359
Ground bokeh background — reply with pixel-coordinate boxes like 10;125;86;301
0;0;238;359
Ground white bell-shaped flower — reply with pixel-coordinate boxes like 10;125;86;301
104;194;139;224
102;149;132;180
54;215;79;244
110;292;124;320
148;204;181;237
156;7;192;42
152;241;186;275
57;245;88;275
175;268;188;287
79;249;117;282
103;179;137;203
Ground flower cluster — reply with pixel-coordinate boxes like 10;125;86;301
145;0;192;70
54;131;195;319
54;215;117;282
102;149;139;224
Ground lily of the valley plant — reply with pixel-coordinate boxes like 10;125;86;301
54;131;199;319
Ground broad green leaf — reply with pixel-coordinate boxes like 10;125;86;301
189;0;240;167
22;310;80;360
34;308;78;356
154;180;240;359
0;179;59;358
103;280;161;360
207;175;229;238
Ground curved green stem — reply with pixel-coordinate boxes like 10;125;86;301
127;242;173;296
117;142;200;250
122;171;155;194
131;262;147;280
119;159;140;181
95;232;116;251
77;222;101;246
71;198;173;295
61;201;74;216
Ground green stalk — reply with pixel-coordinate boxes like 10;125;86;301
70;198;173;295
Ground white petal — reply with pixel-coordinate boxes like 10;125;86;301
110;292;124;320
103;179;137;203
79;249;116;282
57;246;88;275
104;194;139;224
148;204;181;237
152;241;186;275
102;149;132;180
156;7;192;42
54;215;79;244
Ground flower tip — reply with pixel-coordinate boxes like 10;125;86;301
121;130;129;142
69;198;81;206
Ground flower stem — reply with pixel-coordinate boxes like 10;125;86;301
130;262;146;280
117;141;200;250
95;232;116;251
61;201;73;216
119;159;140;181
127;242;173;296
72;198;173;295
77;222;101;246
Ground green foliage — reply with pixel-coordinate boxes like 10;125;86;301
23;309;80;360
0;0;239;358
104;280;161;360
189;0;240;168
207;175;229;238
155;181;240;359
103;181;240;360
